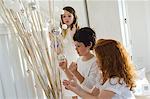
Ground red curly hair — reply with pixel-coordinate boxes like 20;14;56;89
94;39;136;90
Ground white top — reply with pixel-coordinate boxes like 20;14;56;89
62;28;78;65
77;56;100;91
95;77;136;99
61;28;79;97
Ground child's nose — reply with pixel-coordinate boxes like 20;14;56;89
66;17;70;20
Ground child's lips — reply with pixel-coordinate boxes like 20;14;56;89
65;21;69;23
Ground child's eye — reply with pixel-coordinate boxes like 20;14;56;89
77;45;81;47
75;45;80;47
68;15;71;17
63;15;66;18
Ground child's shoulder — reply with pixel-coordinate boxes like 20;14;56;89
76;55;96;64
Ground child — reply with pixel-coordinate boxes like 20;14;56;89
63;39;136;99
59;6;80;98
72;27;99;90
60;6;79;65
59;27;100;98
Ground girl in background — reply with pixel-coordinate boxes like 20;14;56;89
60;6;79;65
60;6;80;99
63;39;136;99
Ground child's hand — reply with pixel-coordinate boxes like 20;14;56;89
63;76;81;92
59;59;67;71
69;62;77;73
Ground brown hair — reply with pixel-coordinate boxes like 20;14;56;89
94;39;136;90
61;6;79;30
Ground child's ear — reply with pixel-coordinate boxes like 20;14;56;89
88;42;93;50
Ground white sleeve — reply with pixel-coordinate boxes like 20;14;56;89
100;78;125;95
81;62;100;89
95;74;101;89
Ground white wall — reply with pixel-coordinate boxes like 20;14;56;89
126;1;150;72
146;1;150;72
87;0;150;72
87;0;122;42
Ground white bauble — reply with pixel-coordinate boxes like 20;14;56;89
62;24;67;30
52;27;62;35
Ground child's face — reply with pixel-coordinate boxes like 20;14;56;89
62;10;74;26
74;41;90;56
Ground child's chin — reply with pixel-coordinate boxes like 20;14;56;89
65;23;70;26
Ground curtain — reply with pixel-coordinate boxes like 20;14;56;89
0;23;44;99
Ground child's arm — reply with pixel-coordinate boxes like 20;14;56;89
63;68;74;80
69;61;99;90
59;59;74;80
98;90;115;99
63;79;114;99
63;78;98;99
69;62;85;83
72;70;84;83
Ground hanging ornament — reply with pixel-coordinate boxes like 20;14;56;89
62;24;67;30
57;53;66;62
21;16;31;32
28;2;37;11
27;69;30;73
24;21;31;32
52;26;62;36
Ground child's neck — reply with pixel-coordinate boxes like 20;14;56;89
82;52;94;61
